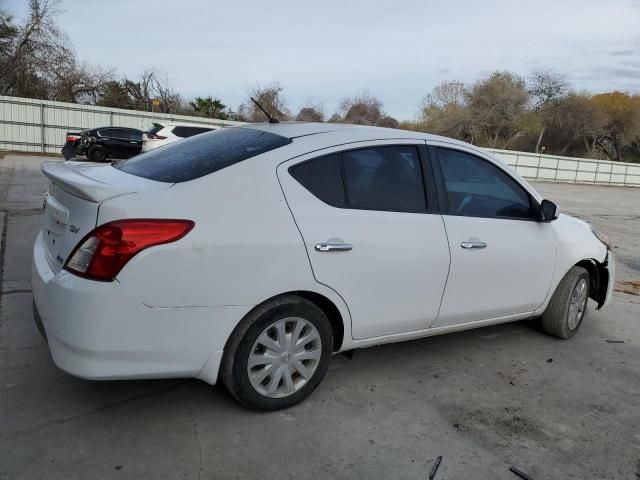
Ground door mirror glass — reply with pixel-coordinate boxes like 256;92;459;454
539;199;558;222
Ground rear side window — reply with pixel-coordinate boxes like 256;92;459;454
114;127;292;183
289;146;427;213
436;148;532;219
343;147;426;213
290;154;346;207
172;126;214;138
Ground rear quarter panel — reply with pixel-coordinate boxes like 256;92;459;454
97;149;352;345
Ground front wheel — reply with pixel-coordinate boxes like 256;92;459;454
541;266;590;339
221;295;333;411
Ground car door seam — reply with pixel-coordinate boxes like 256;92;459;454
274;165;355;338
430;215;453;328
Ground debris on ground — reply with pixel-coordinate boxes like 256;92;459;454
615;280;640;296
509;465;535;480
605;339;625;344
428;455;442;480
546;358;553;363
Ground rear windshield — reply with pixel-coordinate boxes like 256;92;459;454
114;127;292;183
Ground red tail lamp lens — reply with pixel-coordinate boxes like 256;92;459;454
65;219;194;281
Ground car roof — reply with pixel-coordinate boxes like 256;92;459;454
239;122;513;167
159;122;218;129
240;121;472;147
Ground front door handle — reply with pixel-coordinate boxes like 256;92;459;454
315;243;353;252
461;241;487;249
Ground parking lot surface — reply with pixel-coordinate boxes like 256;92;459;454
1;154;639;480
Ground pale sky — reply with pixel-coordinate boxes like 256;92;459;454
4;0;640;119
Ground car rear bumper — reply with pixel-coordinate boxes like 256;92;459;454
31;231;250;385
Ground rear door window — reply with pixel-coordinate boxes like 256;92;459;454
343;146;426;213
114;127;292;183
289;146;427;213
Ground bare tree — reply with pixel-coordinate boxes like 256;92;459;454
239;82;291;122
339;90;384;125
296;100;324;122
375;116;400;128
418;81;473;141
122;69;182;113
528;69;570;152
467;72;529;148
0;0;112;102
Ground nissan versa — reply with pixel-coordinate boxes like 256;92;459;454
31;123;615;411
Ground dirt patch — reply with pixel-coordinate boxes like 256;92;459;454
615;280;640;296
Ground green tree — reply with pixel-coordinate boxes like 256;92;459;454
190;96;227;119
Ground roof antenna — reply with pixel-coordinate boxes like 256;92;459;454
250;97;280;123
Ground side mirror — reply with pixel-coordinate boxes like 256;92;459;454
538;199;558;222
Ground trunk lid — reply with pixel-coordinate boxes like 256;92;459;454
41;161;172;273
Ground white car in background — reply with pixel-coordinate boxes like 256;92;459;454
32;123;615;411
141;122;218;152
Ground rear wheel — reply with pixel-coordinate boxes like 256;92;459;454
87;145;108;162
541;266;590;339
221;295;333;411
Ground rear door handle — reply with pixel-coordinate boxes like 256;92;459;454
315;243;353;252
461;241;487;249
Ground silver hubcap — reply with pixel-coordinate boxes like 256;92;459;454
568;278;588;330
247;317;322;398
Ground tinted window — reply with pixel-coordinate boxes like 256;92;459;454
99;128;129;138
172;126;214;138
342;146;426;213
289;154;345;207
436;148;532;219
146;123;164;135
123;129;142;140
114;127;292;183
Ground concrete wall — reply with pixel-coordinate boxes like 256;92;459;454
487;148;640;187
1;95;639;187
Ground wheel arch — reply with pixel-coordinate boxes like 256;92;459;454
575;257;609;309
225;290;347;353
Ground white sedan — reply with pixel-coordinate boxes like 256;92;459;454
32;123;615;410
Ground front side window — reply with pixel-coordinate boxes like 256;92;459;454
289;146;427;213
436;148;532;219
114;127;292;183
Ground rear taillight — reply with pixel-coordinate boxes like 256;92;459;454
66;135;80;142
65;219;195;281
146;133;167;140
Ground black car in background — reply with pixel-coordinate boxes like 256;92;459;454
62;127;143;162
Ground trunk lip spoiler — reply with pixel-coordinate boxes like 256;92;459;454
41;161;172;203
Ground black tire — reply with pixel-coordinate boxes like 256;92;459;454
87;145;108;162
541;266;590;339
221;295;333;411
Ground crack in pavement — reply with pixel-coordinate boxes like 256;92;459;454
0;380;189;442
2;289;32;295
184;401;204;480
